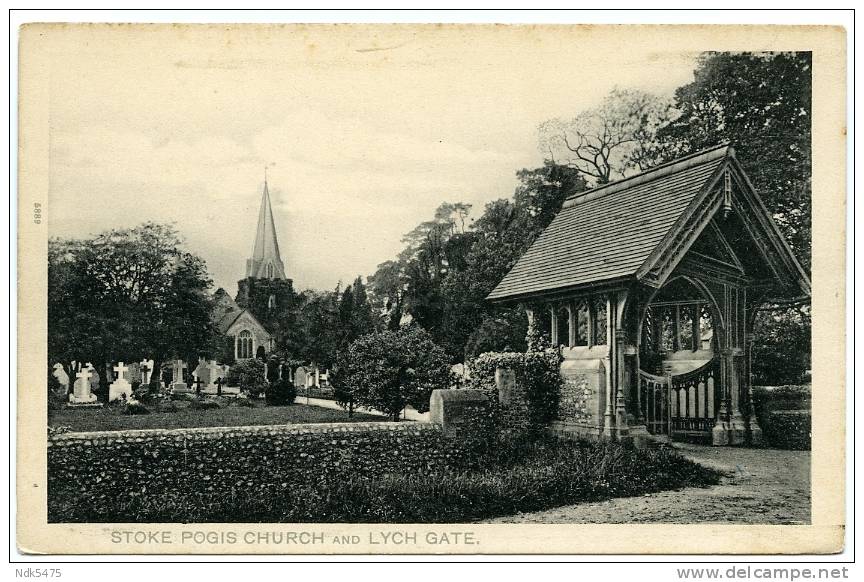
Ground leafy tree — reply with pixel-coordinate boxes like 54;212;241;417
658;51;812;272
333;326;452;420
751;305;811;385
48;223;216;398
265;377;297;406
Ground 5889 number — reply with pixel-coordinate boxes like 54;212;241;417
33;202;42;224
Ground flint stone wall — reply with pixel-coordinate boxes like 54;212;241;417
47;421;477;514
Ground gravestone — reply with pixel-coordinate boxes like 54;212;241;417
193;359;212;388
294;366;308;389
69;366;100;406
139;359;154;386
170;359;191;394
109;362;133;402
193;376;204;396
429;389;489;436
51;363;69;392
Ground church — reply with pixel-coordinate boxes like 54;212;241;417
212;176;295;361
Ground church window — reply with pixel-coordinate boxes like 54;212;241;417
266;263;274;279
237;330;253;359
268;294;276;310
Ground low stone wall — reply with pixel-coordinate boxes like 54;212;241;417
47;421;472;522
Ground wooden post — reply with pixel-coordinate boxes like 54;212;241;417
549;305;558;346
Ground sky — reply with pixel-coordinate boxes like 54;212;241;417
46;25;698;294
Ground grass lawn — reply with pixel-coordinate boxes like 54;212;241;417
49;399;386;432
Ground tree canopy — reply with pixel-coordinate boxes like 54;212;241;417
48;223;216;394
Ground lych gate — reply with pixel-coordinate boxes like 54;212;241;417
488;145;810;446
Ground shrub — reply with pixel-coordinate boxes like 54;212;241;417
265;378;297;406
468;320;563;428
226;359;267;398
233;397;255;408
123;401;151;415
752;385;811;449
333;326;452;420
763;411;811;450
48;369;66;416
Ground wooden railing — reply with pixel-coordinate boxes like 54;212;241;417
638;370;670;436
638;357;720;439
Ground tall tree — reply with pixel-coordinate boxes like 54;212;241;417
538;88;674;185
48;223;216;397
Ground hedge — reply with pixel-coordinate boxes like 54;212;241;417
752;385;811;450
47;422;721;523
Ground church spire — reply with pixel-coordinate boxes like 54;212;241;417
246;172;286;280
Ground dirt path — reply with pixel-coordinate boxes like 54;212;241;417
484;444;810;524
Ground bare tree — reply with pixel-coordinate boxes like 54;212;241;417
538;88;674;185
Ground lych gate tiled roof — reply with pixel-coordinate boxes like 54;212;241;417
487;145;730;302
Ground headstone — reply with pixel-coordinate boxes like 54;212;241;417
170;359;191;394
109;362;133;402
294;366;308;389
139;359;154;385
193;359;212;387
69;366;99;406
193;376;204;396
429;389;489;435
52;363;69;392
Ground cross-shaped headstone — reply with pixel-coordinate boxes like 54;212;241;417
194;376;204;396
113;362;129;382
215;377;224;397
76;367;92;383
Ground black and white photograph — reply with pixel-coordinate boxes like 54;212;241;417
14;17;848;558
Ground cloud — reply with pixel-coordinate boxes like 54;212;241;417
46;26;696;293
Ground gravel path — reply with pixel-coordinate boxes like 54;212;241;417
484;444;810;524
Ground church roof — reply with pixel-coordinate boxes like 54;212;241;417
246;178;287;279
487;144;810;303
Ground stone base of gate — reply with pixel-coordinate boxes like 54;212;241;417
549;421;603;441
711;417;748;446
550;421;663;448
748;422;764;447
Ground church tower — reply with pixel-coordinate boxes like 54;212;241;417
235;174;296;324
